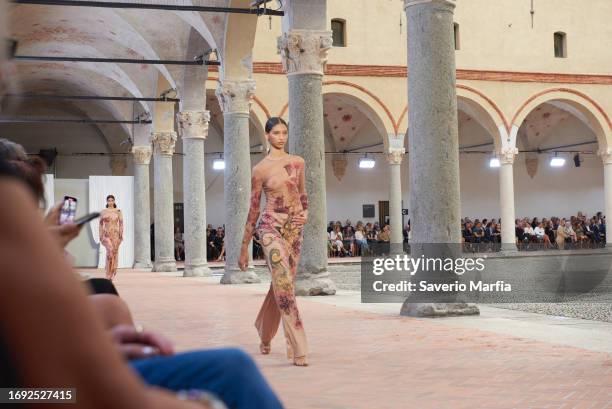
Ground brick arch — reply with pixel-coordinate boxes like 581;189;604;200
397;85;509;150
511;88;611;149
277;80;398;136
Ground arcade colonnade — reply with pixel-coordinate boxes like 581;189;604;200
130;0;612;294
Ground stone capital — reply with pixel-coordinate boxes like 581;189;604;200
499;147;518;165
277;29;333;76
132;145;152;165
404;0;456;10
177;110;210;140
150;131;177;156
598;148;612;165
387;148;406;165
215;80;256;114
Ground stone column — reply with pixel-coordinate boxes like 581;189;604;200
151;131;177;272
500;147;518;250
400;0;478;317
278;29;336;295
387;148;405;254
178;111;213;277
217;80;260;284
132;146;152;269
600;149;612;246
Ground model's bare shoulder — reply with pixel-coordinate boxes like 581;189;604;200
292;155;306;166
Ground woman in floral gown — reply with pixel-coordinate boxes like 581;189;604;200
239;117;309;367
99;195;123;280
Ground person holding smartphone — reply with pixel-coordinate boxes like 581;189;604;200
100;195;123;280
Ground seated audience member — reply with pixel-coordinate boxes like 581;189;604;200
574;221;589;246
484;222;499;243
534;222;551;248
564;221;577;243
343;219;355;239
365;223;376;242
329;224;347;256
586;217;601;243
544;220;556;246
462;222;473;243
531;217;539;229
354;224;369;256
377;225;391;243
523;222;535;241
327;221;334;234
598;217;606;241
214;227;225;261
0;155;285;409
556;219;568;249
471;222;484;244
515;220;528;246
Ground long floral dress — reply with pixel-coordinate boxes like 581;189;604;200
243;154;309;360
99;208;123;280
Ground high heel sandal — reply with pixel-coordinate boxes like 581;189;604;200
259;342;271;355
293;356;308;367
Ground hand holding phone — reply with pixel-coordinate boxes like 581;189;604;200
74;212;100;226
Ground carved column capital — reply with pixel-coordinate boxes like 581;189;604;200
404;0;456;10
150;131;177;156
215;80;256;115
177;110;210;140
387;148;406;165
132;145;152;165
499;147;519;165
277;29;333;76
598;148;612;165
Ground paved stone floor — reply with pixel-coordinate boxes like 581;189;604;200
84;269;612;409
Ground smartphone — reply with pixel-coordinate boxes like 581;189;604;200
74;212;100;226
59;196;78;225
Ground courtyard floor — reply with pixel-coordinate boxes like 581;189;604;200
83;268;612;409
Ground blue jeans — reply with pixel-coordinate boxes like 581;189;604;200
130;348;284;409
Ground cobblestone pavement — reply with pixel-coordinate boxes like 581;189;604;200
87;269;612;409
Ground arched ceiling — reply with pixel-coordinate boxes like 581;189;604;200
323;93;387;152
5;1;238;152
517;102;597;151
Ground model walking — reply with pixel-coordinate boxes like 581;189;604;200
100;194;123;280
239;117;309;367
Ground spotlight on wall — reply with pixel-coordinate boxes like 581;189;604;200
489;157;501;168
213;154;225;171
550;153;565;168
358;153;375;169
574;153;581;167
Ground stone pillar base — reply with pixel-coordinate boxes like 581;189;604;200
295;272;337;296
153;259;177;272
389;243;406;256
133;261;152;270
220;269;261;284
183;263;213;277
500;243;518;254
400;302;480;317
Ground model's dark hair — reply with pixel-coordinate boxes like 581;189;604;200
106;194;117;208
264;117;288;134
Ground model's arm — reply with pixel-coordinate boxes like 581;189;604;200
99;211;105;242
119;209;124;242
241;168;263;252
0;180;204;409
298;158;309;221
